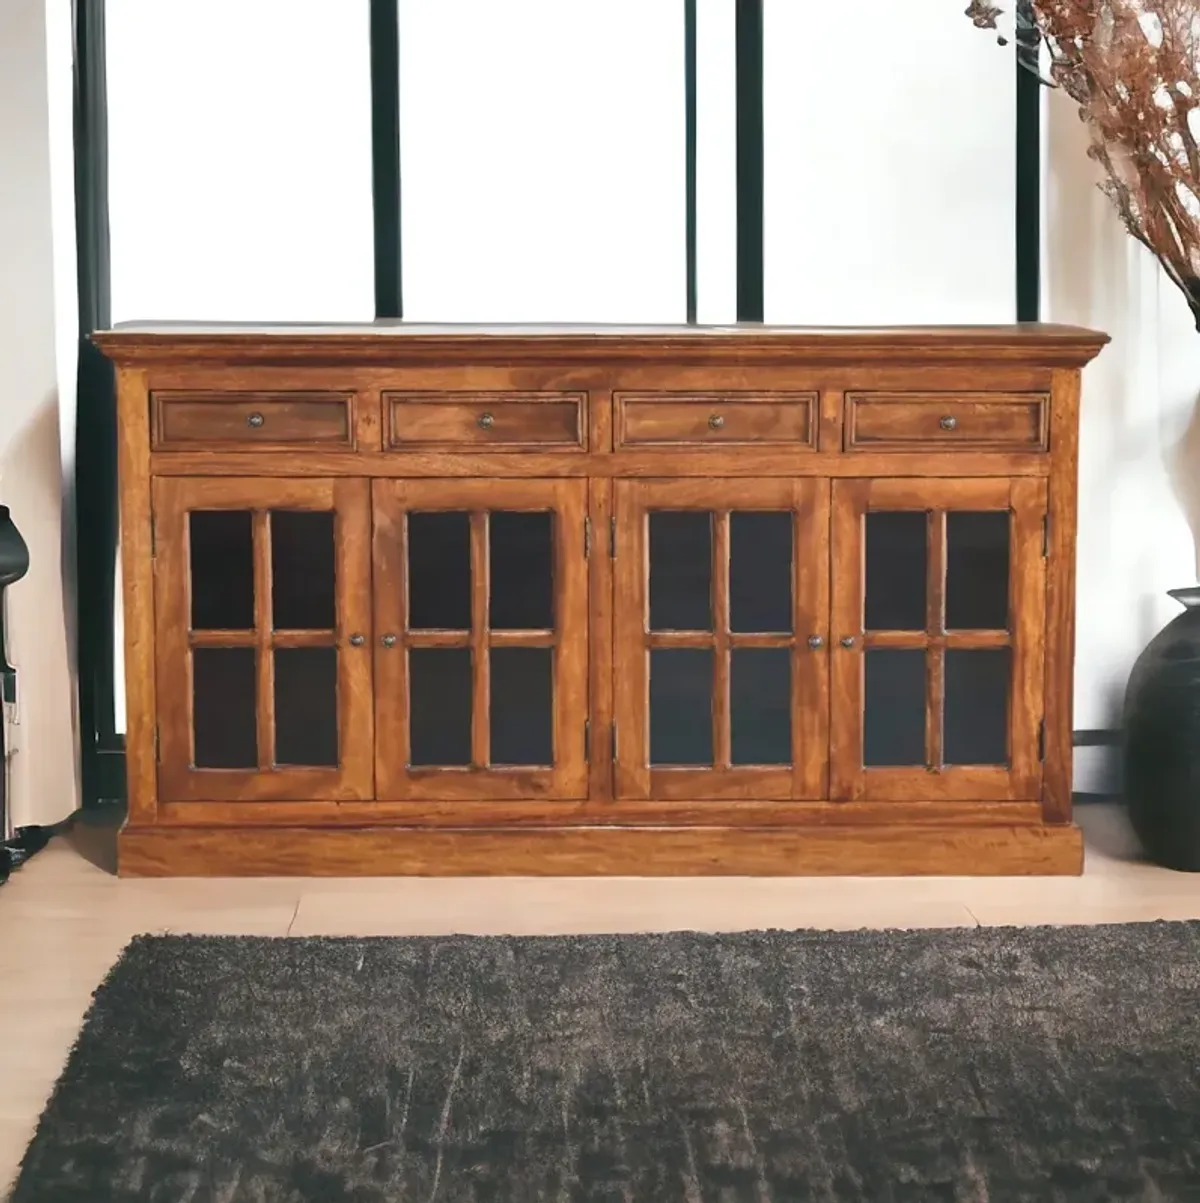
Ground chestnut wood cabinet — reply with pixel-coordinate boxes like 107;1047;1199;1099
93;322;1107;877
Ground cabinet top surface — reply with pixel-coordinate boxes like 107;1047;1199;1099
93;321;1109;367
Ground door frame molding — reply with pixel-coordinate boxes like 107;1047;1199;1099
829;476;1047;802
152;475;374;803
372;477;590;801
612;476;828;801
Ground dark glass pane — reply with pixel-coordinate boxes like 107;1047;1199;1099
946;511;1010;631
409;648;472;766
649;649;712;765
649;511;711;631
274;647;338;767
864;511;927;632
408;512;471;631
863;649;926;767
190;510;253;630
731;648;791;766
730;512;793;633
944;649;1010;766
490;648;553;766
271;510;336;631
489;511;553;631
192;647;256;768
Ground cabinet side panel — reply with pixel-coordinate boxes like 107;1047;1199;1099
117;366;157;823
1043;367;1081;822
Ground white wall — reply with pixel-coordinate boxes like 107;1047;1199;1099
764;0;1015;324
0;0;80;830
106;0;375;323
1043;89;1200;793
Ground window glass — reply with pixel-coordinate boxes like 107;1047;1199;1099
764;0;1016;324
399;0;685;321
107;0;374;322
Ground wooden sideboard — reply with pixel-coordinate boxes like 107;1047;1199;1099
93;323;1108;877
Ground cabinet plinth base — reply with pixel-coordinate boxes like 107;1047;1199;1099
117;821;1084;878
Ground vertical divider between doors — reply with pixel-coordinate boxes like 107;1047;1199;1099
794;478;830;799
252;510;274;772
829;480;866;801
336;478;376;800
612;481;650;799
372;480;408;799
470;510;490;770
552;479;590;797
588;477;614;801
925;509;947;773
713;510;732;769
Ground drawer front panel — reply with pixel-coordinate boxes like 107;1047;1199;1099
153;391;353;450
387;393;586;450
616;393;816;448
846;392;1048;452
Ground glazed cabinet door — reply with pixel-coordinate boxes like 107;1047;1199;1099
372;479;589;800
829;478;1047;802
152;477;374;801
613;479;829;800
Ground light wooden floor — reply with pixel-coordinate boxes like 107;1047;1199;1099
3;801;1200;1192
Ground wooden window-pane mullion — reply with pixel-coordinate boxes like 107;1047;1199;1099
470;510;490;768
253;508;274;770
925;509;946;771
713;509;731;768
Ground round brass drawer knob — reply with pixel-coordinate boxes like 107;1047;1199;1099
939;415;958;431
381;634;398;648
246;412;265;429
348;634;366;647
708;413;725;430
478;412;495;430
807;634;824;650
840;635;856;648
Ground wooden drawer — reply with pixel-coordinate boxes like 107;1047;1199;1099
615;392;816;448
152;391;354;450
845;392;1048;452
387;392;586;451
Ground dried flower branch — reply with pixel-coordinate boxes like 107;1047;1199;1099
967;0;1200;329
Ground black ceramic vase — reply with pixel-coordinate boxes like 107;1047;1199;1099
1124;586;1200;870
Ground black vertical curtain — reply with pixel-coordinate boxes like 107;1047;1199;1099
72;0;121;809
735;0;764;322
370;0;403;320
1016;0;1041;321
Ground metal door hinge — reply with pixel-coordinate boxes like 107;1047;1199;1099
150;520;157;559
584;718;591;760
1038;718;1045;761
154;725;161;763
584;517;591;558
609;516;617;558
612;722;618;762
1042;514;1050;557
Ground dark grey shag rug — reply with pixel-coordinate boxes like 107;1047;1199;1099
11;924;1200;1202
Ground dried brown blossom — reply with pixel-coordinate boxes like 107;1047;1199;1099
970;1;1200;329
